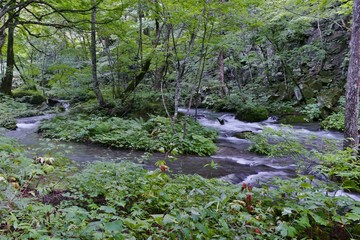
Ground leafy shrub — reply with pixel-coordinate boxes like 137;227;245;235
122;90;175;118
268;101;297;116
321;111;345;130
314;148;360;192
301;100;322;121
247;127;307;157
39;114;218;156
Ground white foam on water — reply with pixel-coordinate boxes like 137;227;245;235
16;123;38;129
242;171;290;184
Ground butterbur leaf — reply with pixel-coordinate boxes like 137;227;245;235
276;222;297;237
99;206;116;214
219;218;229;231
195;222;208;234
299;182;312;189
309;212;329;226
104;220;123;233
296;214;311;228
151;214;164;225
282;207;293;216
346;206;360;221
162;214;177;224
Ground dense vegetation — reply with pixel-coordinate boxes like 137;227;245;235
39;113;218;156
0;137;359;239
1;0;360;239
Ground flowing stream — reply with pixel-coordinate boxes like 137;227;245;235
4;108;341;181
5;108;360;200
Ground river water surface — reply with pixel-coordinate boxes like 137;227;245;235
5;108;344;184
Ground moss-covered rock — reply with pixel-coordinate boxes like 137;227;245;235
0;118;17;130
13;90;46;105
236;105;269;122
233;131;256;139
317;87;342;109
279;114;308;124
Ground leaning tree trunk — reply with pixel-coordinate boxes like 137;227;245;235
344;0;360;150
0;18;15;95
90;0;105;107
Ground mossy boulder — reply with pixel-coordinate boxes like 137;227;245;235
0;118;17;130
317;87;342;109
279;114;308;124
13;90;46;105
236;105;269;122
234;131;256;139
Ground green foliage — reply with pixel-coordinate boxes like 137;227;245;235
255;176;360;239
39;114;218;156
314;148;360;192
321;111;345;130
1;129;360;239
321;97;356;131
1;150;359;239
236;104;269;122
120;90;174;119
12;89;46;105
301;99;322;121
247;127;307;157
0;95;41;122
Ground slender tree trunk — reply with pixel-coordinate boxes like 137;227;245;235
218;0;228;97
0;17;15;95
172;29;196;120
0;30;5;54
344;0;360;150
91;0;105;107
0;10;6;54
218;50;228;97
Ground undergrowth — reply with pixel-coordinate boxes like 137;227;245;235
39;114;218;156
0;136;359;239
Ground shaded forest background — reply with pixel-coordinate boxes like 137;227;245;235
0;0;354;126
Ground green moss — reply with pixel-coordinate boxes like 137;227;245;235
13;89;46;105
233;131;256;139
0;118;17;130
279;114;308;124
236;105;269;122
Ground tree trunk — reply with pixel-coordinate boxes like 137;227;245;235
218;50;228;97
0;29;5;54
344;0;360;150
91;0;105;107
0;18;15;95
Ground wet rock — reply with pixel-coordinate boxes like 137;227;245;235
279;114;308;124
317;87;342;109
234;131;256;139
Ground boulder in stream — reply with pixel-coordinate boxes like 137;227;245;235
234;131;256;139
